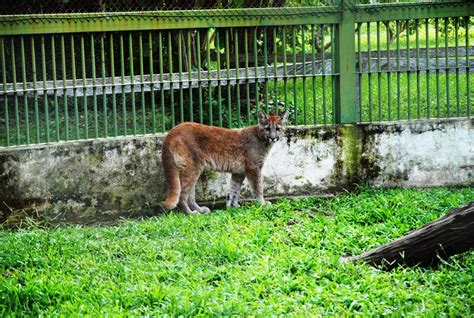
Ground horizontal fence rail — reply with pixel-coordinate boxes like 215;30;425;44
3;47;473;98
0;1;473;147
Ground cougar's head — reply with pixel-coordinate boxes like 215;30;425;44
258;110;289;143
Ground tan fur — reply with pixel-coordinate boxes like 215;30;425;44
160;110;289;214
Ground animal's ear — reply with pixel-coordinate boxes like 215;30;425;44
258;110;268;125
279;111;290;125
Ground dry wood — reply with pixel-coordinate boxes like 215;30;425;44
341;201;474;269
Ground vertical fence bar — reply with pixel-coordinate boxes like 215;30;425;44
292;26;297;124
158;31;166;132
10;38;20;145
244;29;251;125
225;29;232;126
187;31;194;122
406;21;411;120
415;19;421;119
177;30;184;124
80;35;88;139
444;18;450;117
253;27;259;118
367;22;373;122
1;38;9;146
235;28;242;128
311;24;317;125
357;22;362;122
377;21;381;121
31;37;40;143
148;31;156;134
425;19;430;119
158;31;166;133
467;17;471;117
41;37;49;141
92;34;99;138
119;34;127;136
330;25;336;124
206;29;212;126
110;33;118;136
21;37;30;144
263;27;269;115
282;26;288;114
61;35;69;141
396;20;401;120
435;18;440;117
263;28;269;114
335;1;356;124
167;32;175;128
100;35;108;137
321;24;327;124
71;35;80;139
178;31;184;124
51;36;59;142
273;27;278;118
197;31;204;125
386;21;392;121
454;17;460;116
216;29;223;126
129;33;136;134
139;32;145;134
302;26;307;124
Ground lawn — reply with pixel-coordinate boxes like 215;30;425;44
1;187;473;316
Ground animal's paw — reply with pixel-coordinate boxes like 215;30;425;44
258;199;272;206
199;206;211;214
226;200;240;208
159;201;176;212
187;209;200;215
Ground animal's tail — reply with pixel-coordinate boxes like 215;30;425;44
161;146;180;210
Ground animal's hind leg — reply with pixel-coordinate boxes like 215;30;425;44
160;147;181;211
187;183;211;214
179;169;203;215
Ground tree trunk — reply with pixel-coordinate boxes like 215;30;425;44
341;202;474;269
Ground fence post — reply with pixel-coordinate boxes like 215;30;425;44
334;0;357;124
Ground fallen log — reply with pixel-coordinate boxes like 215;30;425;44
341;201;474;269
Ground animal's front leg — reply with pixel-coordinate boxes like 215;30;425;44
227;174;245;208
245;168;270;206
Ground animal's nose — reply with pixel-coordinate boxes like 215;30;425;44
270;137;279;142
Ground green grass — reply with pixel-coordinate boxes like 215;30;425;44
357;18;474;53
1;187;473;316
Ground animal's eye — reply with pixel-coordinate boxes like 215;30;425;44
266;127;271;131
276;127;281;131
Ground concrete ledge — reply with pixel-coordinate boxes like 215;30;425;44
1;118;472;226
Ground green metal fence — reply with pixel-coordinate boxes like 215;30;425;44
0;1;472;147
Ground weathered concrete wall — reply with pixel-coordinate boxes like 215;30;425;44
0;118;472;226
362;119;473;187
0;138;167;225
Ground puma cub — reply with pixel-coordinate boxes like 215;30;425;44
160;110;289;214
